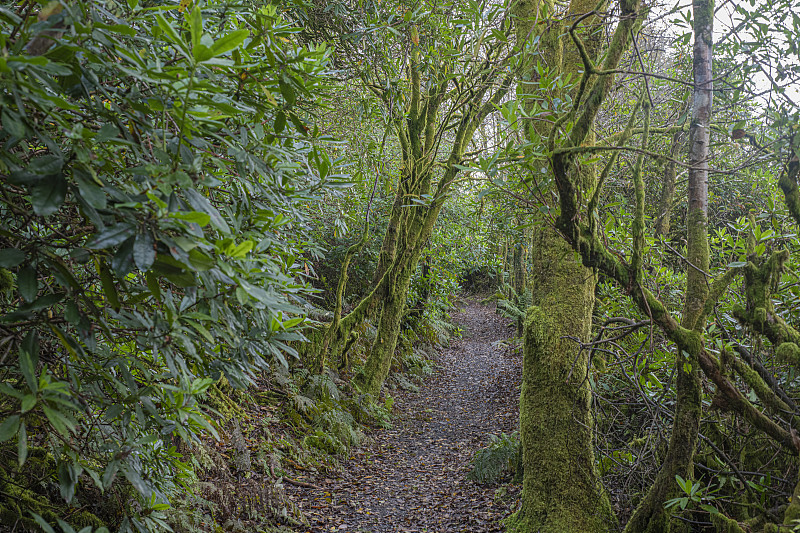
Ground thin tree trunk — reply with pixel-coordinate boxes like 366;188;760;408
654;126;686;237
624;1;711;530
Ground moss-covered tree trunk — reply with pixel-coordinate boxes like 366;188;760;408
654;126;686;237
511;228;614;533
512;238;526;336
353;26;512;394
508;0;616;531
358;262;416;396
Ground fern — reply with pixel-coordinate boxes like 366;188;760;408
467;432;521;485
306;371;341;401
496;298;525;322
306;408;364;454
492;283;531;335
388;373;419;392
290;393;315;414
404;349;434;378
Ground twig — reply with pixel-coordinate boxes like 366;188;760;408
282;476;321;490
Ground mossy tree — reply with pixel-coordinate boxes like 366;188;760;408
508;0;644;530
517;0;800;530
306;1;517;395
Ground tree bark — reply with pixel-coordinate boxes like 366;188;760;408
624;1;711;530
508;0;616;531
653;126;687;237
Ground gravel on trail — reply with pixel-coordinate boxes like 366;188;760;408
287;298;522;533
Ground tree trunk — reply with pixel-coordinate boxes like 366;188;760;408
512;240;526;335
510;229;614;533
654;126;687;237
624;1;712;530
358;259;416;396
508;0;616;531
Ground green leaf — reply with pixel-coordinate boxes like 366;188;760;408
0;248;25;268
208;29;249;58
188;248;214;271
155;14;190;58
283;316;304;329
29;513;56;533
86;223;136;249
169;211;211;226
0;382;22;399
102;461;119;489
134;232;156;271
186;320;214;343
2;110;26;138
279;80;296;106
58;462;79;503
145;271;162;301
123;463;150;495
727;261;747;268
184;189;230;233
43;405;75;437
30;174;67;216
190;377;215;394
21;394;36;413
0;415;20;442
17;266;37;302
19;343;38;393
189;5;203;50
97;259;121;311
96;123;119;143
152;255;196;287
274;111;286;133
9;155;64;184
228;240;253;258
112;237;135;276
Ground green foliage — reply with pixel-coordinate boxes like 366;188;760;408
467;432;521;485
492;283;532;335
665;475;719;515
306;408;364;454
0;1;340;530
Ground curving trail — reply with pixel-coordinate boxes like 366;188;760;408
288;299;522;533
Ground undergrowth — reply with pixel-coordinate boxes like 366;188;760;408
164;296;457;532
484;284;532;336
467;432;522;485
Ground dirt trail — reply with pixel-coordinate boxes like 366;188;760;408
288;299;522;533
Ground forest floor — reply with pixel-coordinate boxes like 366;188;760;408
285;298;522;533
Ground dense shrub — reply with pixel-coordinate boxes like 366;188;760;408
0;1;339;530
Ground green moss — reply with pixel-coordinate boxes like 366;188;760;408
777;342;800;366
0;268;13;292
510;231;614;533
356;262;415;397
710;514;746;533
206;380;245;420
729;350;792;416
684;208;710;330
777;136;800;227
785;467;800;527
0;459;106;531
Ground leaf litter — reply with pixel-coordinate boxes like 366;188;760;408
286;299;522;532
